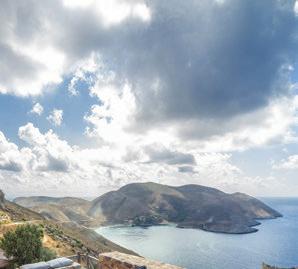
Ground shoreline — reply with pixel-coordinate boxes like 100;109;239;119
94;215;282;235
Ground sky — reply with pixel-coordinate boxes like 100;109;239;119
0;0;298;198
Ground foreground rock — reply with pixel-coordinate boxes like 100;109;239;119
99;251;184;269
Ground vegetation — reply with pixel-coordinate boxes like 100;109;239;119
40;247;57;262
0;211;11;224
0;224;56;266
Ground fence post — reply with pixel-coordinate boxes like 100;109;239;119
77;252;81;264
87;252;91;269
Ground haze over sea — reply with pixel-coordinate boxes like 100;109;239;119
96;198;298;269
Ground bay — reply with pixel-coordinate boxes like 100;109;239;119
95;198;298;269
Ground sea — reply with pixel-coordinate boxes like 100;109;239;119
95;198;298;269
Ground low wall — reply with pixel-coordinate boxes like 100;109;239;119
262;263;297;269
99;251;184;269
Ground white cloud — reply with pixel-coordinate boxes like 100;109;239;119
85;82;136;145
63;0;151;27
295;0;298;15
0;132;25;172
30;103;44;115
47;109;63;126
0;42;65;96
188;96;298;152
273;155;298;170
84;65;298;153
0;0;297;197
0;0;151;97
67;53;100;96
0;122;255;197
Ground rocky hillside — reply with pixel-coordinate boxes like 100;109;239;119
15;182;282;234
89;182;282;234
1;190;135;256
0;190;5;209
0;190;44;221
14;196;95;225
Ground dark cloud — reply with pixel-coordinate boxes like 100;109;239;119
0;161;23;172
0;43;43;90
145;145;196;165
178;166;195;173
0;0;297;135
100;0;298;125
37;155;70;172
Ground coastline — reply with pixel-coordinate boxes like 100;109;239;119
94;214;282;235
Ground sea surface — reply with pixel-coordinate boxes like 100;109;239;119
95;198;298;269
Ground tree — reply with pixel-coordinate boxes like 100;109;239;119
0;224;44;266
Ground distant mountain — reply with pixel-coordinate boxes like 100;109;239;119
14;196;89;208
14;196;95;224
15;182;282;234
89;182;282;234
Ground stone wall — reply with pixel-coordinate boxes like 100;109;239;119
262;263;297;269
99;251;184;269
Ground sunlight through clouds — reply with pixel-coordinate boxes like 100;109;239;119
0;0;297;197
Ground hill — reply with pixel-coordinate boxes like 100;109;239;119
14;196;96;225
0;190;44;222
88;182;282;234
1;190;136;256
14;182;282;234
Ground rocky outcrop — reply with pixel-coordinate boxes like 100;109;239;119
0;190;5;209
99;251;184;269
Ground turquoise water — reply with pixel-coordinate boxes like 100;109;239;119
95;198;298;269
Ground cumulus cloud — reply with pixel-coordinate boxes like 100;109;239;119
0;132;24;172
47;109;63;126
144;144;196;165
18;123;72;172
0;0;297;149
273;155;298;170
0;0;150;97
0;0;298;196
0;0;296;114
0;122;255;196
30;103;44;115
178;166;195;173
179;96;298;151
295;0;298;15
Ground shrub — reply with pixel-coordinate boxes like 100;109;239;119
40;247;56;262
0;224;44;266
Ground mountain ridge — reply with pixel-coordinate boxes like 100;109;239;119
15;182;282;234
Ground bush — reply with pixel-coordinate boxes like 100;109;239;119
0;224;45;266
40;247;56;262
